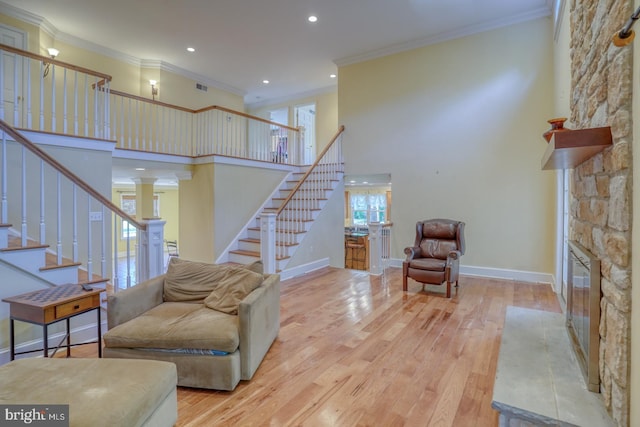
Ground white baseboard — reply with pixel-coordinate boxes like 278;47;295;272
0;316;108;366
387;258;555;287
460;265;555;286
280;258;330;281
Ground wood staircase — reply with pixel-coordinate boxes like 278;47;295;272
0;225;109;288
227;168;343;271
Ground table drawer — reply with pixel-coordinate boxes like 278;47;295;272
55;297;94;318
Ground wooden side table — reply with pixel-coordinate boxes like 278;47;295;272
2;283;104;360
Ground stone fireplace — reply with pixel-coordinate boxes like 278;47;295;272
570;1;633;425
567;240;601;392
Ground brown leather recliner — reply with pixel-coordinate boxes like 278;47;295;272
402;219;465;298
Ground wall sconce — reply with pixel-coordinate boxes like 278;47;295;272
150;80;158;100
43;48;59;78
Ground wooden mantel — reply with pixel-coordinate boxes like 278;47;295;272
541;126;612;170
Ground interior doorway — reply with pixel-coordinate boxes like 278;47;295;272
295;104;316;164
0;25;26;127
343;174;392;271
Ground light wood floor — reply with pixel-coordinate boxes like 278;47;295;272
65;266;562;426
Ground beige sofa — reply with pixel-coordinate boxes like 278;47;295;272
103;258;280;391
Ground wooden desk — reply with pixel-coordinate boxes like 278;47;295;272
2;283;103;360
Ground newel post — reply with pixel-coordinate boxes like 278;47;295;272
137;218;166;283
368;222;383;275
260;213;277;274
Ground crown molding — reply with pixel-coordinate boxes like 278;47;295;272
55;31;142;67
0;1;57;38
334;6;552;67
140;59;245;97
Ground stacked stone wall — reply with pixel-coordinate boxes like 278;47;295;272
570;1;632;425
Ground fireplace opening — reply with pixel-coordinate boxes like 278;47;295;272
566;240;601;392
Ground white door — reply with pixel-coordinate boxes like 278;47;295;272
0;25;26;127
295;104;316;165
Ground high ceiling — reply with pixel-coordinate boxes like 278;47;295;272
3;0;553;106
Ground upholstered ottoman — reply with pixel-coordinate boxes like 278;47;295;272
0;358;177;427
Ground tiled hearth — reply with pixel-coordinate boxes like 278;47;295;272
492;307;613;427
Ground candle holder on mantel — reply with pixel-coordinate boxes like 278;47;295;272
543;117;569;143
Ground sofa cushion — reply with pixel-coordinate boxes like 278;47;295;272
163;258;262;304
204;268;264;315
103;302;240;353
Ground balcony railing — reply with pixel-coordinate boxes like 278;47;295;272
1;43;301;164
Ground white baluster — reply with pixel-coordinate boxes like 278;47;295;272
51;65;56;132
142;102;146;150
126;222;132;288
127;98;132;148
39;161;45;244
0;51;4;120
26;59;32;128
84;75;89;136
74;71;78;135
62;68;68;133
13;54;19;125
20;146;26;247
100;205;106;278
56;173;62;264
87;197;92;278
39;63;44;130
134;99;139;150
93;77;99;137
104;81;110;139
113;213;120;291
72;185;77;263
1;132;6;223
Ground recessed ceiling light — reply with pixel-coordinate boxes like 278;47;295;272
263;80;270;84
308;15;318;23
187;47;195;52
135;168;145;171
330;74;337;78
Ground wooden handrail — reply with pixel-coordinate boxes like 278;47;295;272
0;119;145;230
0;43;112;82
107;88;195;113
276;125;345;216
196;105;300;132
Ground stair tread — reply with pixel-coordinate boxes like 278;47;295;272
229;249;290;260
239;238;299;247
40;261;82;271
1;243;49;251
248;227;306;234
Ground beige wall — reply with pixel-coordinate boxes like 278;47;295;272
155;68;244;111
339;18;556;274
179;164;215;262
248;90;339;157
212;163;289;256
111;185;179;254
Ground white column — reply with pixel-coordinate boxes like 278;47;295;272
260;213;277;274
368;222;383;275
137;218;166;283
